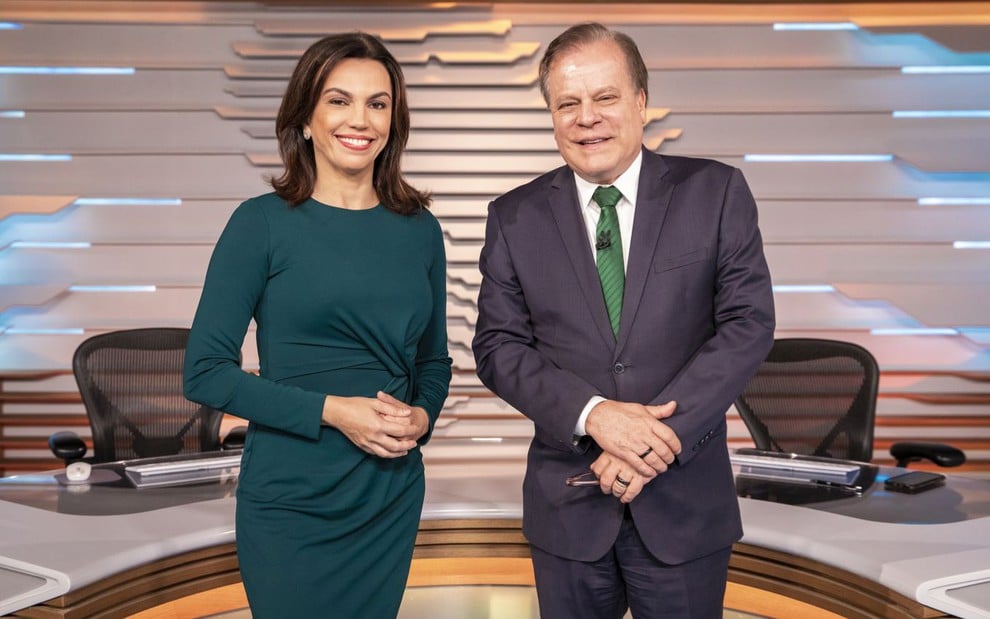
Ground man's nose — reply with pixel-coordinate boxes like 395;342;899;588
576;100;601;126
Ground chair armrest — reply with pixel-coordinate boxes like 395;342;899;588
48;431;87;463
221;425;247;450
890;441;966;468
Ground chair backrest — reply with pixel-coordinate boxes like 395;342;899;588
72;327;224;462
734;338;879;462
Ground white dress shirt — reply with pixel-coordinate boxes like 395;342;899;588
572;151;643;437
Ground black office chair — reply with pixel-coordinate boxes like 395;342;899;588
49;327;245;464
735;338;965;468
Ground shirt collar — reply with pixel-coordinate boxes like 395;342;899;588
574;150;643;210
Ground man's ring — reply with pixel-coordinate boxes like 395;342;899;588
615;476;630;487
639;447;653;459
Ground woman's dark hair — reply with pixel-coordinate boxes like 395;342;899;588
271;32;430;214
538;22;649;106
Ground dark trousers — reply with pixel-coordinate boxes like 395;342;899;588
530;515;732;619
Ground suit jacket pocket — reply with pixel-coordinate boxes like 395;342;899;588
535;427;578;453
654;246;709;272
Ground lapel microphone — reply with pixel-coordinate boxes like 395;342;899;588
595;231;612;250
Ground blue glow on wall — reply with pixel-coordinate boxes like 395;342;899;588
871;328;959;336
744;154;893;163
893;111;990;118
902;66;990;74
2;328;85;335
68;285;157;292
9;241;91;248
72;198;182;206
772;285;836;293
773;22;859;31
918;197;990;205
0;66;135;75
0;154;72;162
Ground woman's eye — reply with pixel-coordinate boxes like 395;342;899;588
329;98;347;106
369;100;387;110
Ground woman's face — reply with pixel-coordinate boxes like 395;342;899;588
305;57;392;183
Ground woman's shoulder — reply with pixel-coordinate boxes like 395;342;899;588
230;192;302;226
404;207;444;244
221;192;294;238
238;191;293;213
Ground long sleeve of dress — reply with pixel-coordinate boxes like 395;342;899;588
184;199;326;440
411;215;452;443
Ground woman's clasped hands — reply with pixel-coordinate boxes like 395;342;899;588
322;391;429;458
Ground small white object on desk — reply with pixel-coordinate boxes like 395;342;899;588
64;462;91;482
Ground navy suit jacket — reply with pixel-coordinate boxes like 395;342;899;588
473;148;775;564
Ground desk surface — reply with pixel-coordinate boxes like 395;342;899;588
1;456;989;619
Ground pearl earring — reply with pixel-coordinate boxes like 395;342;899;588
303;129;311;140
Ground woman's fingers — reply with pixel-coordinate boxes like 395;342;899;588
376;391;411;416
330;395;420;457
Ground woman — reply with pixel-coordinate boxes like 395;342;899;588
184;32;451;618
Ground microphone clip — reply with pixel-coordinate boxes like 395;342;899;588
595;231;612;250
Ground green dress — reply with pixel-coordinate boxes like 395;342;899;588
184;193;451;618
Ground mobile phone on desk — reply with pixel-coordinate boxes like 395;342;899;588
884;470;946;494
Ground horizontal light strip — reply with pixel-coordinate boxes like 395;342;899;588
2;328;85;335
773;22;859;31
954;241;990;249
902;66;990;74
893;110;990;119
0;110;25;118
871;328;958;336
772;284;835;293
470;437;504;443
69;285;157;292
0;66;135;75
918;197;990;206
870;327;959;335
9;241;91;249
0;22;22;30
0;154;71;162
744;154;892;163
73;198;182;206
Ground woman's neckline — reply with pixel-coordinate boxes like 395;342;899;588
308;197;382;212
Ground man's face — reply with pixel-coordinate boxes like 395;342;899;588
546;39;647;185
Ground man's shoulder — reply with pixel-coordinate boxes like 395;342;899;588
491;164;568;211
649;152;737;184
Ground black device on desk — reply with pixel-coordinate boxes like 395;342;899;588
731;448;879;506
885;470;946;494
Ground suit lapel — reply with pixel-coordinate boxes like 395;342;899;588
616;149;674;354
548;167;616;349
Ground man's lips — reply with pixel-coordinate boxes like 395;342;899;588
577;137;611;146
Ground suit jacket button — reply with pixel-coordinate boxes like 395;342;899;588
613;363;625;374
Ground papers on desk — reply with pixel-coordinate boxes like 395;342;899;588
731;449;876;490
122;452;241;488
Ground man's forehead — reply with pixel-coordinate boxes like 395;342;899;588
548;43;630;91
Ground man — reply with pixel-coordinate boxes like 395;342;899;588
472;22;775;618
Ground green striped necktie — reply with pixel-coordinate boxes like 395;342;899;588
593;185;624;338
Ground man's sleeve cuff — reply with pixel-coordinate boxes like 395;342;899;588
573;395;606;438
